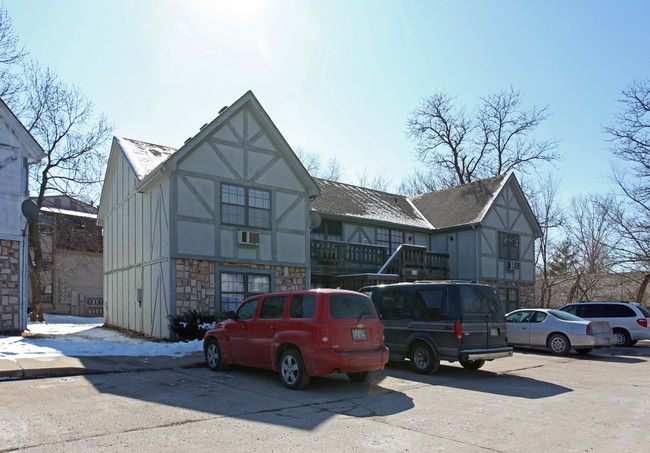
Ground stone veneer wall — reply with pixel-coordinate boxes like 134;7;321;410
0;240;20;333
175;258;216;316
275;266;307;291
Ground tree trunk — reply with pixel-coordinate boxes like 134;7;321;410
636;273;650;306
566;273;581;305
28;219;44;322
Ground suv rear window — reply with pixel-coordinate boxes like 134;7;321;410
289;294;316;319
459;285;503;316
329;294;376;319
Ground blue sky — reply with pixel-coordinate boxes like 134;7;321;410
5;0;650;203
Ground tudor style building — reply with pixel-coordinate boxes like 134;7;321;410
98;91;541;339
0;99;44;335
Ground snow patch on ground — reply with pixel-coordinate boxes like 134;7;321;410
0;314;203;358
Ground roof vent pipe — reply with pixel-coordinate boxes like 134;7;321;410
218;106;228;114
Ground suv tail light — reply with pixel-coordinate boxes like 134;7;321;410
318;324;329;348
586;323;593;335
454;321;462;340
637;318;648;328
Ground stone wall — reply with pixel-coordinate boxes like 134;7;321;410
0;240;20;334
275;266;307;291
175;258;216;316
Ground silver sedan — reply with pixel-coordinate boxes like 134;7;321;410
506;308;616;355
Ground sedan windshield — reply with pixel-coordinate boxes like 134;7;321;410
549;310;584;322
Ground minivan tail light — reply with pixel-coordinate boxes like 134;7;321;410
454;321;462;340
638;318;648;328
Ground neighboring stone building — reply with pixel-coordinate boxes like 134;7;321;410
0;98;44;334
98;91;542;339
37;196;104;317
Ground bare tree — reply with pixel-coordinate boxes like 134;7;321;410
406;88;560;189
564;194;619;303
354;168;391;192
605;79;650;304
529;174;565;307
0;4;26;104
18;62;112;321
295;147;343;182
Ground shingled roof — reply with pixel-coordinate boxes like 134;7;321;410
311;178;432;229
115;137;177;181
409;174;508;229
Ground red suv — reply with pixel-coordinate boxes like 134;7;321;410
203;289;389;389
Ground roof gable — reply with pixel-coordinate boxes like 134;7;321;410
310;178;432;229
409;174;508;230
0;98;44;162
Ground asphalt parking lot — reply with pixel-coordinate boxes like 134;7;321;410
1;342;648;452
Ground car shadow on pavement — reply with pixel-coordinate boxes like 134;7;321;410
82;365;414;431
512;346;648;364
379;360;572;399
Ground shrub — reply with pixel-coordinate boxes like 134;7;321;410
168;310;220;341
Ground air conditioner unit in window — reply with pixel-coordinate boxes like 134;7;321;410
238;230;260;246
506;260;520;271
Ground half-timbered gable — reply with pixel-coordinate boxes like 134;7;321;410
98;91;319;339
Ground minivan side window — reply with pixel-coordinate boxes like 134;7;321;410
413;289;446;321
602;304;635;317
289;294;316;319
459;286;503;316
259;296;285;319
376;291;405;320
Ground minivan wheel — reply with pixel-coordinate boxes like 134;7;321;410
205;338;227;371
459;359;485;370
547;333;571;355
614;329;631;347
410;342;440;374
279;349;310;390
347;371;371;383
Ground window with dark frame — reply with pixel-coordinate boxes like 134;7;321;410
220;272;270;314
221;183;271;229
498;232;520;260
498;287;520;313
377;228;404;253
311;219;342;241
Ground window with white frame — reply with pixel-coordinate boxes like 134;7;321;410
221;184;271;229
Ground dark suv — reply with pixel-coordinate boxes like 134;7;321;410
359;281;512;374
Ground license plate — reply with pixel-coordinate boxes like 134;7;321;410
490;328;499;336
352;328;366;340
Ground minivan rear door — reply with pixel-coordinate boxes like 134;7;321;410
327;293;382;352
458;285;508;350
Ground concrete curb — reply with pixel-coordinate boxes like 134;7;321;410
0;351;206;380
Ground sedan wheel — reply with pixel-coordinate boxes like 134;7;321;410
547;333;571;355
279;349;310;390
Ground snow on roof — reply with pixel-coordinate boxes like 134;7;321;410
40;206;98;219
311;178;433;229
115;137;177;181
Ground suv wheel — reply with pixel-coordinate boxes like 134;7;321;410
279;349;310;390
614;328;631;347
205;338;227;371
547;333;571;355
459;359;485;370
410;342;440;374
347;371;371;383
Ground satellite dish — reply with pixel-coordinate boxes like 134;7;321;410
310;211;321;230
21;199;40;222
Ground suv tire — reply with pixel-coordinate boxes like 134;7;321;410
409;342;440;374
614;328;631;347
459;358;485;370
205;338;227;371
279;349;310;390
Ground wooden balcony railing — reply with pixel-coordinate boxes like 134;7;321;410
310;240;449;280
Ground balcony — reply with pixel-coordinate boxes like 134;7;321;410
310;240;449;288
